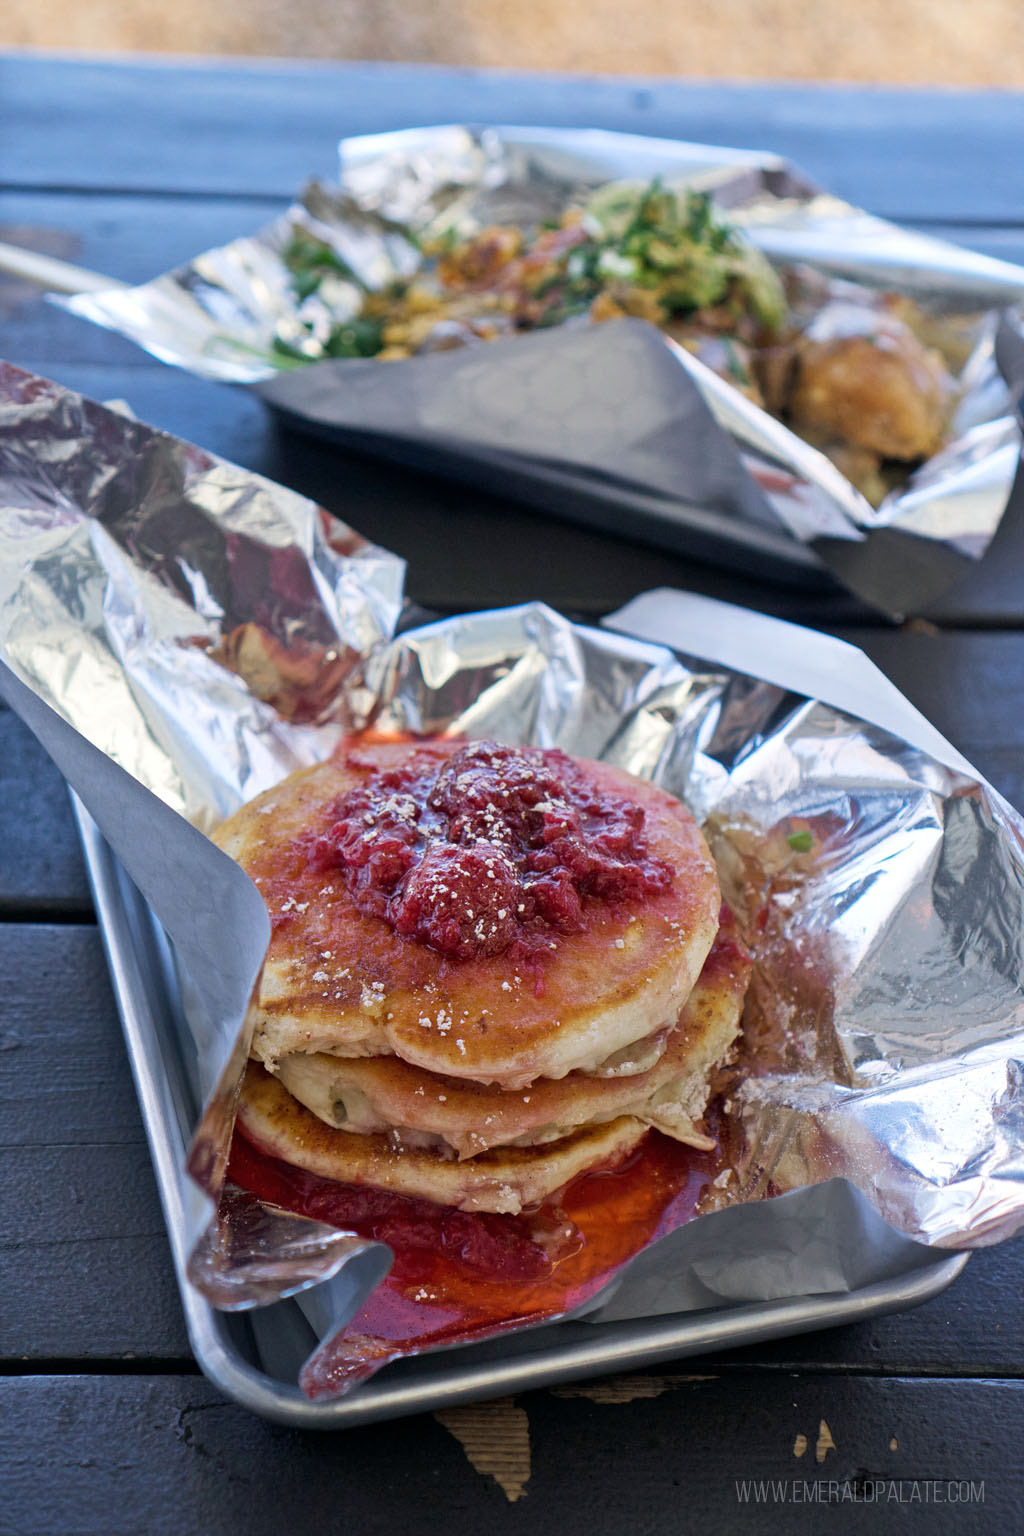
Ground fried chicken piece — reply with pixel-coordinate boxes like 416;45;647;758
788;302;954;461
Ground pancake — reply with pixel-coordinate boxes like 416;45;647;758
216;738;721;1088
272;914;750;1157
237;1062;649;1214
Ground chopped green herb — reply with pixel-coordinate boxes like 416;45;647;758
583;180;785;325
787;830;814;853
323;316;385;359
282;229;359;301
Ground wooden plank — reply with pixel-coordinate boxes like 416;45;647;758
6;359;275;480
2;193;1022;319
1;190;1021;382
1;1142;191;1360
0;190;286;370
5;637;1012;909
923;225;1024;263
3;57;1024;225
0;923;190;1359
7;207;1021;378
1;925;141;1147
706;1237;1024;1377
5;194;1024;281
3;180;1022;630
0;189;284;290
4;1125;1022;1371
0;707;91;914
2;1373;1019;1532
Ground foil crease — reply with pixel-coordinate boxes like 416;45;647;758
58;124;1024;614
5;367;1024;1390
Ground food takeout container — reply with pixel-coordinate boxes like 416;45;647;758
3;365;1024;1420
53;124;1024;615
65;811;979;1427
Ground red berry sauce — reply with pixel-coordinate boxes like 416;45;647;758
304;740;672;961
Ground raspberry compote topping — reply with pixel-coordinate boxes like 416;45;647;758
307;740;673;960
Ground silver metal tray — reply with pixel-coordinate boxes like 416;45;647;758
74;798;970;1429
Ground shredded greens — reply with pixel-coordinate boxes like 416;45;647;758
280;229;359;303
275;178;785;364
583;182;785;327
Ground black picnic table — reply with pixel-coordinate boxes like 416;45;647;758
3;53;1024;1534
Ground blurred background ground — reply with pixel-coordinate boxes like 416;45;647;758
4;0;1024;84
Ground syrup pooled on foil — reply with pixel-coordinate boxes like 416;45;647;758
228;1123;728;1397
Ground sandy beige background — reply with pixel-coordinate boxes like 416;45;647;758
5;0;1024;85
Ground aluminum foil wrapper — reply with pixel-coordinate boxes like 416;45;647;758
5;365;1024;1398
360;595;1024;1267
0;362;405;829
58;125;1024;615
0;363;405;1309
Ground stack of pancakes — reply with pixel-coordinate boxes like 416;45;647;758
220;739;749;1214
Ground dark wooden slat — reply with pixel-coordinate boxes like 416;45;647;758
922;225;1024;262
6;324;1024;628
0;924;189;1359
4;57;1024;227
2;1373;1019;1533
911;471;1024;629
706;1237;1024;1376
1;925;140;1147
2;192;1021;380
7;359;275;482
0;191;286;370
8;219;1022;377
2;185;1022;628
2;299;155;370
0;708;91;914
0;189;284;289
0;1142;191;1360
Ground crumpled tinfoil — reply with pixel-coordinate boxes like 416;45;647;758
0;362;405;828
58;124;1024;615
4;366;1024;1399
